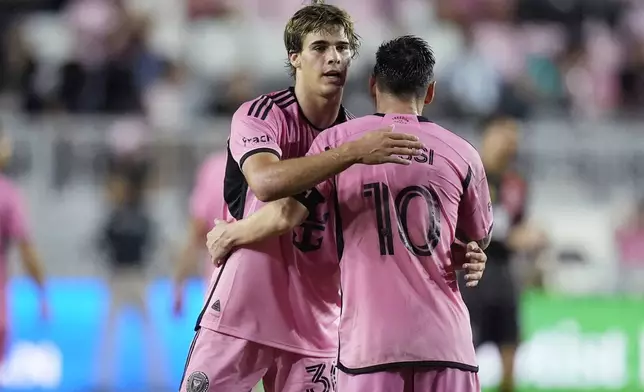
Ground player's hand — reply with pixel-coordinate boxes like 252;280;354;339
207;219;235;266
462;242;487;287
346;125;424;165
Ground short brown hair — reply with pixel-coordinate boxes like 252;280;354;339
283;0;360;77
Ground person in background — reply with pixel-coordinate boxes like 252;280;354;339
459;115;546;392
173;152;227;316
95;143;165;390
614;197;644;295
0;128;49;362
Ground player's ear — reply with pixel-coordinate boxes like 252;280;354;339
368;75;377;99
424;81;436;105
289;52;302;71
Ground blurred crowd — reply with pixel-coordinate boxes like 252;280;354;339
0;0;643;122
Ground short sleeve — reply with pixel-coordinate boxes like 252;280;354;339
291;131;337;211
456;155;494;243
229;99;283;169
6;186;29;242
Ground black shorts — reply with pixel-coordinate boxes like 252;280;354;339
467;300;519;348
459;265;520;347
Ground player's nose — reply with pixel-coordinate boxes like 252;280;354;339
326;48;341;64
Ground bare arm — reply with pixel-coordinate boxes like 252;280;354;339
207;198;308;262
243;128;422;202
18;240;46;293
174;218;209;287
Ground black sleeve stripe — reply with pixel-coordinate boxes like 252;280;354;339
246;96;265;116
274;93;294;105
272;89;292;101
239;147;281;169
259;101;274;120
277;97;297;109
462;166;473;191
345;109;356;119
250;97;270;118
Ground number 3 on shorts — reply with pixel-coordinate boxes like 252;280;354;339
305;363;331;392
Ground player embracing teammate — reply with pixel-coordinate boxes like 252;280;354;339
181;2;491;392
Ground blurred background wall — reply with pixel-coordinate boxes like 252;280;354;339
1;0;644;391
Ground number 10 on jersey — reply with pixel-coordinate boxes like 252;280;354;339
363;182;441;257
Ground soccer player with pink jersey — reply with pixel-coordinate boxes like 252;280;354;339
207;36;493;392
179;3;425;392
173;153;227;316
0;129;49;361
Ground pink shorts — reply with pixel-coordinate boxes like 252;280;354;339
336;367;480;392
180;327;335;392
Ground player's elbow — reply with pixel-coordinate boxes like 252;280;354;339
245;174;282;202
250;184;279;202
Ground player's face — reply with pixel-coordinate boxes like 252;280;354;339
291;27;352;97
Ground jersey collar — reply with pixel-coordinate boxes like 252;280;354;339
290;87;349;131
373;112;431;123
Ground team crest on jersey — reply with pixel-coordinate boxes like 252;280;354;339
241;135;273;146
186;371;209;392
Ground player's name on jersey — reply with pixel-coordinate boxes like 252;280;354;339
397;147;435;165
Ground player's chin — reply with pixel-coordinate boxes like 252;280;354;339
319;81;345;97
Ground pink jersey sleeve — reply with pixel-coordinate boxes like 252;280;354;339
456;153;493;243
229;97;283;168
6;185;29;242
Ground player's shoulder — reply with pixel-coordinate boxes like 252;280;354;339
317;115;376;147
327;115;380;137
233;88;296;123
425;121;482;164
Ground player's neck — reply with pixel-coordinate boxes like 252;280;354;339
294;83;343;129
375;95;421;116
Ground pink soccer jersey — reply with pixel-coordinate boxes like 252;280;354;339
189;153;227;280
197;87;352;357
0;175;29;325
299;113;493;372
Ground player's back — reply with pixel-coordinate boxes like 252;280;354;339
324;113;492;373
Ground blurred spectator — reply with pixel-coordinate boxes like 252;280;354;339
187;0;234;20
145;61;188;134
614;198;644;295
59;0;162;113
2;23;58;113
208;69;255;116
442;24;504;119
94;135;165;389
